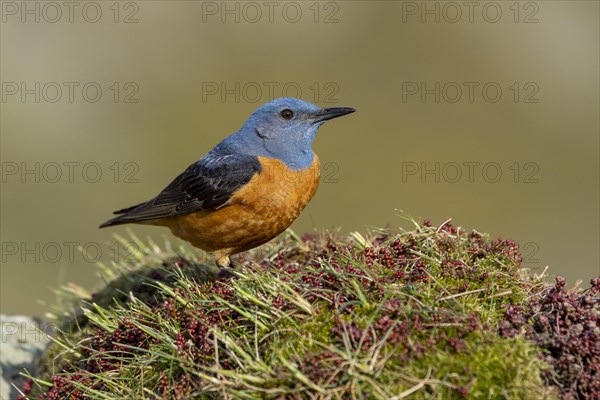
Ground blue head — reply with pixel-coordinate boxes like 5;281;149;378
215;98;355;169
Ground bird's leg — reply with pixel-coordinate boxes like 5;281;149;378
215;256;232;269
215;255;235;279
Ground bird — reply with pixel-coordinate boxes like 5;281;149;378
100;98;355;269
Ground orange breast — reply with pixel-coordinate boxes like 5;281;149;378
158;155;321;258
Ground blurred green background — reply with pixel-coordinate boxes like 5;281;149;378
1;1;598;316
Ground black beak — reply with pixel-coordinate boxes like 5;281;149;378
313;107;356;123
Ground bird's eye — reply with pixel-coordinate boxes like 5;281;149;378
280;109;294;120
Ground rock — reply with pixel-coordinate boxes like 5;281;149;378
0;315;53;400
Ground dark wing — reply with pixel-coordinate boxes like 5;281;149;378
100;153;261;227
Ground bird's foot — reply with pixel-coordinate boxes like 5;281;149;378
215;256;236;279
215;267;235;279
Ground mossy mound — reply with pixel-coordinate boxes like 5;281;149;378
21;218;598;399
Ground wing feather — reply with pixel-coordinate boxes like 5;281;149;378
99;153;261;227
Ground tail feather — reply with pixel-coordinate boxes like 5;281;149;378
99;201;147;228
99;216;131;228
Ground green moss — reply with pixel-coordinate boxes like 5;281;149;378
404;335;555;399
